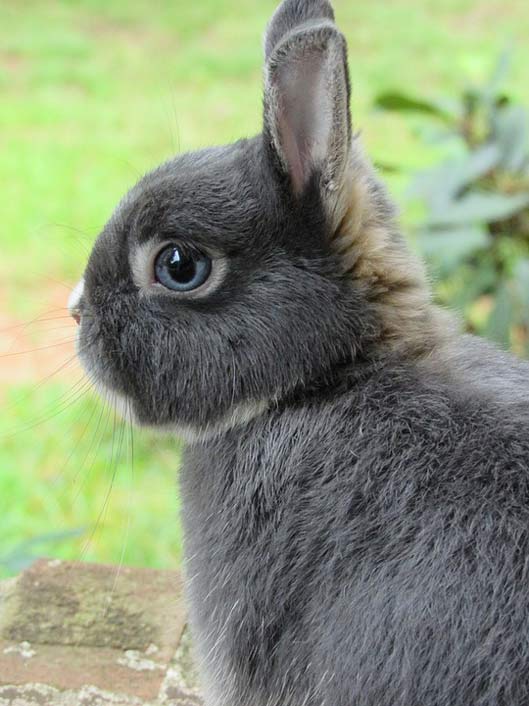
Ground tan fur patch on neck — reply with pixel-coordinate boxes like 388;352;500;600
328;161;453;358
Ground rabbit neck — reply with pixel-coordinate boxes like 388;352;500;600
328;146;455;360
171;400;271;446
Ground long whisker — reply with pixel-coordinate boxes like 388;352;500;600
71;396;113;505
49;222;93;254
0;378;93;440
0;338;80;358
78;406;117;560
52;394;101;490
6;325;83;337
0;309;77;355
35;275;83;293
80;400;127;559
1;340;94;417
0;316;77;334
104;400;135;619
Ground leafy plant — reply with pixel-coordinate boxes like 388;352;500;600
375;52;529;355
0;529;85;576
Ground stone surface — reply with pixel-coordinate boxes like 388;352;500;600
0;560;202;706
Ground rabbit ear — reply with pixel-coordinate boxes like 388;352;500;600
264;0;336;61
263;0;351;199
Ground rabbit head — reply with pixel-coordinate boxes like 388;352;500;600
71;0;435;441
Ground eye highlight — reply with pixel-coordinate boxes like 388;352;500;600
154;244;212;292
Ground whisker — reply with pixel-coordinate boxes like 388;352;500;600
51;395;102;490
71;397;113;506
80;401;126;559
1;340;94;417
35;275;82;293
0;378;93;440
127;403;135;483
0;316;76;334
28;325;83;334
0;338;79;358
0;308;73;343
48;222;94;254
2;372;87;416
104;400;135;619
4;325;82;339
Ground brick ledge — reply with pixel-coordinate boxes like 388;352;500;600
0;560;202;706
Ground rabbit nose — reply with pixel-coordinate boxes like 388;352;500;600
68;278;85;325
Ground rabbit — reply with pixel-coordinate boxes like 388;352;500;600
68;0;529;704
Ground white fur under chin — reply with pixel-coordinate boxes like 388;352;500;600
94;381;135;423
171;400;270;445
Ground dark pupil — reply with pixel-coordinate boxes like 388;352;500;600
166;248;196;284
155;243;212;292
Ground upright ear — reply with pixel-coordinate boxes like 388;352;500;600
263;0;352;199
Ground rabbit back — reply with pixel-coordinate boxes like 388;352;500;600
181;338;529;706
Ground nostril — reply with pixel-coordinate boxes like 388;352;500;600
68;278;85;326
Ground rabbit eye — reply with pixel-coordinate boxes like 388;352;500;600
154;244;212;293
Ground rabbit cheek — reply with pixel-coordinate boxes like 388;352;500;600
76;329;134;422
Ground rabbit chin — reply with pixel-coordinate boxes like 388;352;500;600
158;399;270;446
84;367;269;445
77;332;269;443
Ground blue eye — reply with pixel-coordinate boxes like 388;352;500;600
154;244;212;292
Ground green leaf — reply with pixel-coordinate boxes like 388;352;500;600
512;259;529;326
418;225;489;273
408;143;502;207
414;125;458;146
0;528;85;574
466;49;513;118
492;105;529;173
450;264;498;311
374;91;453;122
484;283;513;348
427;191;529;227
485;48;513;104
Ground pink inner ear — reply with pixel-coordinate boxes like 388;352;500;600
277;107;306;196
275;49;332;196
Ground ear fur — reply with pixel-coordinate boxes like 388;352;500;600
264;0;336;61
263;0;351;199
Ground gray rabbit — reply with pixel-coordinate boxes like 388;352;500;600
69;1;529;704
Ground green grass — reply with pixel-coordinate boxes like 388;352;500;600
0;384;184;575
1;0;529;575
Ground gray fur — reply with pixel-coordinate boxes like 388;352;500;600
73;1;529;704
264;0;335;60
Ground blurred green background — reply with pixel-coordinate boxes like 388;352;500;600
1;0;528;576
